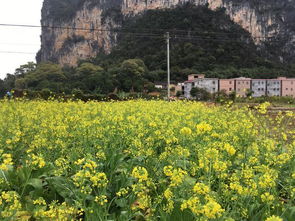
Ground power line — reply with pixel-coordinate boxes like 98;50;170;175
0;23;281;41
0;42;40;46
0;51;36;54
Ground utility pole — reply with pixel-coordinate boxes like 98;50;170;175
167;32;170;100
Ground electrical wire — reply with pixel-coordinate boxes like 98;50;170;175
0;51;36;54
0;22;288;55
0;23;284;41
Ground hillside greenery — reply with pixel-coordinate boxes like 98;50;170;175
93;4;294;82
2;4;295;97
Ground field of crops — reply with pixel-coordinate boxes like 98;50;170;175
0;100;294;221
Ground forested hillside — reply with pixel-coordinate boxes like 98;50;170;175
93;4;294;81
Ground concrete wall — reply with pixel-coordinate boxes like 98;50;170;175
267;80;281;96
184;82;193;99
193;78;219;94
252;80;266;97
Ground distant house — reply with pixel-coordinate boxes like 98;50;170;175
175;83;184;96
219;79;235;94
154;82;168;89
280;77;295;97
252;79;267;97
184;74;218;99
154;81;179;96
235;77;251;97
267;79;281;97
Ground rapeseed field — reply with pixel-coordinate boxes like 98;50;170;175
0;99;294;221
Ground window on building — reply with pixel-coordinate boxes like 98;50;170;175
229;81;232;84
213;88;216;91
229;88;232;91
238;82;240;84
286;88;288;90
262;88;264;91
258;88;260;91
246;82;249;85
291;88;293;91
213;81;215;84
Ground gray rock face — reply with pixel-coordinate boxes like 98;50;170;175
39;0;295;66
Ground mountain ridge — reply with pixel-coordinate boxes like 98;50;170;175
38;0;295;66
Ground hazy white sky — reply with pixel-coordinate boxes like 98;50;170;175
0;0;43;79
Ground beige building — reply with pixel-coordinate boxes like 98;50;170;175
219;79;235;94
188;74;205;81
235;77;251;97
280;77;295;97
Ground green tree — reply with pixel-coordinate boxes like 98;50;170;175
119;59;146;92
24;63;66;92
14;62;36;77
75;62;106;93
190;87;211;101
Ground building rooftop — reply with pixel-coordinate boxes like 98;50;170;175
235;77;251;80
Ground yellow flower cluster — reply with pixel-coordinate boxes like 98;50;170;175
116;187;130;197
131;166;149;182
261;192;275;203
265;215;283;221
193;182;210;195
30;154;46;168
95;195;108;206
181;197;224;219
164;166;187;187
180;127;192;135
0;191;22;218
73;159;108;194
34;201;78;220
256;102;271;114
202;200;225;219
0;153;13;171
196;122;213;134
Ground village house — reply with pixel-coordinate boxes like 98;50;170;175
280;77;295;97
266;79;281;97
252;79;267;97
235;77;251;97
219;79;235;94
184;74;218;99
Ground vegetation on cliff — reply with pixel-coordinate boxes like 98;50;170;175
93;4;294;81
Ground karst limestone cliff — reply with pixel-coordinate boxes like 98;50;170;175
38;0;295;66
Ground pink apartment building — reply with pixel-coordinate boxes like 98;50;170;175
219;79;235;94
235;77;251;97
279;77;295;97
